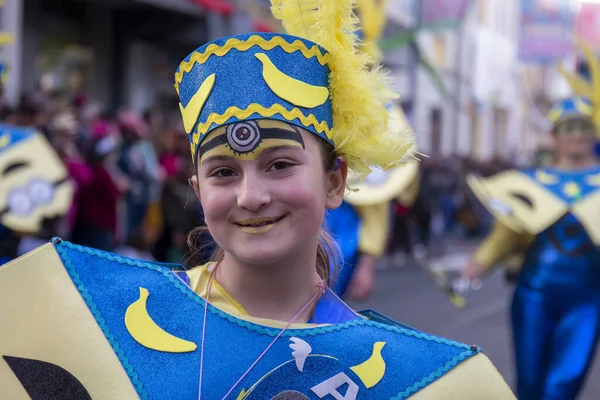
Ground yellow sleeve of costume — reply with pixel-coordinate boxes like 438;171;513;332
396;170;420;207
410;353;515;399
355;202;390;257
473;221;533;271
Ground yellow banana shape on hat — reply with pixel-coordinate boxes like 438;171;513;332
256;53;329;108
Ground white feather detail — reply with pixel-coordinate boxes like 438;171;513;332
289;337;312;372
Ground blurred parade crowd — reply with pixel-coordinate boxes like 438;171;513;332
0;86;518;268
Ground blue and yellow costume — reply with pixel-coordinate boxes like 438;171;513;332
328;106;420;296
0;125;73;265
467;93;600;398
0;0;513;398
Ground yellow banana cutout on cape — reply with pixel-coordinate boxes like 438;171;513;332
125;287;197;353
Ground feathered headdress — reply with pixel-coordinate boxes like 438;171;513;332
270;0;412;176
558;39;600;136
175;0;413;176
355;0;389;61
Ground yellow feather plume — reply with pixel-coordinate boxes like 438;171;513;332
270;0;414;177
355;0;389;61
558;39;600;136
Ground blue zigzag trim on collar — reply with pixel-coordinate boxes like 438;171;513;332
391;349;477;399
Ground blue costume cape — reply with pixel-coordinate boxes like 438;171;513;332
0;239;481;399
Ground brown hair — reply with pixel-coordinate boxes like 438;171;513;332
187;136;340;287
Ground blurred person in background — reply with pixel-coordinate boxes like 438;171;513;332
463;94;600;399
155;141;203;267
49;110;92;238
117;110;162;240
71;135;126;251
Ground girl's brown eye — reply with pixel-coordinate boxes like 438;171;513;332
271;161;291;171
215;168;235;177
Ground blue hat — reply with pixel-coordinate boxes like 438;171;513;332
174;0;415;177
175;33;333;161
547;96;594;126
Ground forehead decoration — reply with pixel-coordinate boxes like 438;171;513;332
0;124;73;233
175;0;415;177
199;120;305;164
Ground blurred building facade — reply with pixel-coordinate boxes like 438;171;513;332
0;0;237;112
406;0;523;163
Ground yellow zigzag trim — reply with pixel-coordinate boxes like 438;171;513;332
191;104;332;149
175;35;330;91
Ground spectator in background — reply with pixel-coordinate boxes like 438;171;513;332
49;111;92;237
71;135;126;251
155;141;204;267
117;110;161;240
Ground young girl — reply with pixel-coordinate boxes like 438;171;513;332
0;1;513;398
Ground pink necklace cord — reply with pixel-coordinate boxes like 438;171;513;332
197;263;325;400
197;263;217;400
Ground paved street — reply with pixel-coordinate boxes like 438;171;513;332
347;241;600;399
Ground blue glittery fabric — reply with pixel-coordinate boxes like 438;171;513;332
512;212;600;399
54;240;478;399
325;202;360;296
521;165;600;204
0;123;36;155
176;33;333;155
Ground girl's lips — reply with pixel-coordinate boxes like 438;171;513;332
236;216;284;227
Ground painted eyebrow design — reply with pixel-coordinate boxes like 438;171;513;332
2;161;29;176
201;145;302;165
199;127;304;154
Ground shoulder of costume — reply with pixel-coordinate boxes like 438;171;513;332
466;169;569;236
0;239;481;399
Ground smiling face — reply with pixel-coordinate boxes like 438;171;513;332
193;119;345;266
553;117;597;161
0;127;73;233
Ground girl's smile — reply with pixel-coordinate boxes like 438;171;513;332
235;216;286;234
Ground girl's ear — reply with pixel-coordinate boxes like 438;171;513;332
325;158;347;210
190;175;201;203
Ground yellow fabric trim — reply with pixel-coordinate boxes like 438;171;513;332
466;171;568;236
473;221;533;271
186;264;326;329
355;202;390;257
409;354;515;399
175;35;330;90
191;104;332;149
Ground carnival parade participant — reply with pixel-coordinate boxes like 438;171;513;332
0;1;514;398
0;124;73;265
464;93;600;397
